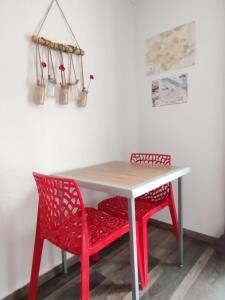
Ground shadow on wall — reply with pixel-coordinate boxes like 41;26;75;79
26;35;37;106
2;185;60;296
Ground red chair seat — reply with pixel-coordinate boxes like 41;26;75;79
98;196;169;221
47;207;129;256
85;208;129;254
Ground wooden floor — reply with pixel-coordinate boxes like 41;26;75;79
25;225;225;300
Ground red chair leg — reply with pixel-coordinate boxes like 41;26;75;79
136;224;146;289
168;183;179;243
168;192;179;244
91;252;100;262
138;220;148;289
169;202;179;242
81;255;90;300
28;230;44;300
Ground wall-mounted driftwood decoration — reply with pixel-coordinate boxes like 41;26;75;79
31;0;93;107
31;35;85;56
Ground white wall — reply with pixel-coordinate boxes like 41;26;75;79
2;0;225;297
0;0;137;298
135;0;225;238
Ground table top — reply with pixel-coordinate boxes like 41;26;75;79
57;161;190;198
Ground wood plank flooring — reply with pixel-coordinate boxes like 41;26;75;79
22;225;225;300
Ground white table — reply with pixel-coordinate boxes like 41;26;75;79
58;161;190;299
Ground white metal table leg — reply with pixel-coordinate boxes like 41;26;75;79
178;177;183;267
128;197;140;300
61;250;68;275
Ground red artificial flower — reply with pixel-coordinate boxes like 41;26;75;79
87;74;94;92
59;64;65;71
41;61;47;68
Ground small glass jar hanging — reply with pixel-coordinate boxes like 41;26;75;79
34;45;46;104
34;80;45;104
47;76;57;98
47;49;57;98
78;88;88;107
78;74;94;107
59;84;69;104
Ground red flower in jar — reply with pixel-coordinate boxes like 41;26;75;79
87;74;95;92
59;64;65;71
41;62;47;68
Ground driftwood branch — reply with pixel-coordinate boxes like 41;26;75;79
31;35;85;56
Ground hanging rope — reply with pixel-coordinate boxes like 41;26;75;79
34;0;80;48
47;48;56;83
35;0;55;36
35;45;39;84
59;51;66;86
68;54;79;85
71;54;79;84
32;0;84;54
36;45;45;85
55;0;80;49
80;56;85;90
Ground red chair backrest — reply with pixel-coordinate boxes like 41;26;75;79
33;173;88;251
130;153;171;201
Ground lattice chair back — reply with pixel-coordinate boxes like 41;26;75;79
33;173;88;253
130;153;171;202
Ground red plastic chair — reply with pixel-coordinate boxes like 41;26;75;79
98;153;178;288
29;173;143;300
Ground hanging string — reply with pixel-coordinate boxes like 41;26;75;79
36;45;45;85
68;54;78;85
47;48;51;79
71;54;78;84
35;45;39;84
68;53;71;84
38;45;45;85
48;48;56;82
55;0;80;49
34;0;55;36
80;56;85;90
34;0;80;48
59;51;66;86
50;50;56;81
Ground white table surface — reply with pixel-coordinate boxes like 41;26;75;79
57;161;190;198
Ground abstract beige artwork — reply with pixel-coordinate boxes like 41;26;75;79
146;21;195;75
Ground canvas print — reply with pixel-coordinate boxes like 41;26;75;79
152;74;188;107
146;21;195;75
